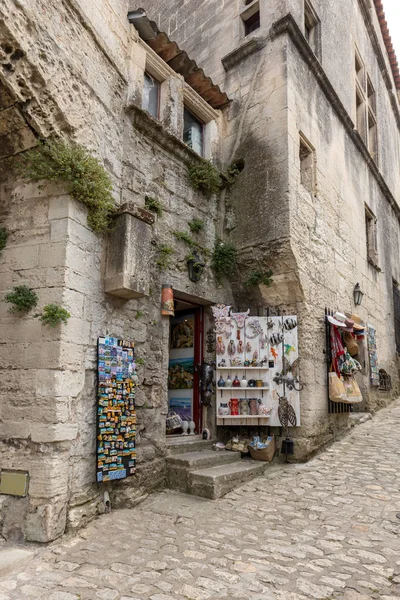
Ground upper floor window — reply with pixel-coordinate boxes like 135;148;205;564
354;48;378;161
183;108;203;156
299;133;316;194
304;1;321;58
365;204;379;269
142;72;160;119
241;1;260;37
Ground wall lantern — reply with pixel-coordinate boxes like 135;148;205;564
353;282;364;306
187;250;205;283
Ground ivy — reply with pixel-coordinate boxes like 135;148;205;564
0;228;8;252
156;244;174;271
17;137;115;233
4;285;38;313
39;304;71;327
188;218;204;233
211;240;237;283
188;161;222;198
245;269;273;288
145;196;163;217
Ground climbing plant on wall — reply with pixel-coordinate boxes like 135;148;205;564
18;137;115;233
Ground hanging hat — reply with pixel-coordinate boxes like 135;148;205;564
350;314;365;332
327;311;347;328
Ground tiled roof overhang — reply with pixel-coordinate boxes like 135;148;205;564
128;8;230;109
374;0;400;89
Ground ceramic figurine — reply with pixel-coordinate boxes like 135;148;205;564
218;403;230;416
189;420;196;435
246;342;252;353
181;421;189;435
249;398;260;415
228;340;236;355
225;374;232;388
218;359;227;367
232;375;240;387
217;375;225;388
240;376;248;388
216;336;226;355
237;340;244;353
244;359;250;367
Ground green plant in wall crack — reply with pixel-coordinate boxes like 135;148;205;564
245;269;274;288
156;244;174;271
18;137;115;233
172;230;197;247
221;158;245;188
4;285;38;313
145;196;163;217
188;217;204;234
211;240;237;283
0;228;8;252
136;357;145;366
188;161;222;198
38;304;71;327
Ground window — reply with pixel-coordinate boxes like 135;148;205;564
241;1;260;37
299;135;316;193
393;280;400;354
183;108;203;156
142;72;160;119
304;1;321;58
354;48;378;161
365;205;378;268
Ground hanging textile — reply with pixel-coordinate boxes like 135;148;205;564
367;325;379;387
330;325;345;377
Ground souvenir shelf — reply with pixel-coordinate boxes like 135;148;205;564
212;307;301;427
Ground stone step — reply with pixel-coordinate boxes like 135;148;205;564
166;436;214;455
166;450;240;493
190;459;266;500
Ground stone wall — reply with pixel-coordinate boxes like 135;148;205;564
0;0;232;541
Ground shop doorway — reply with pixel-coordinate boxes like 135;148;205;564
167;301;203;435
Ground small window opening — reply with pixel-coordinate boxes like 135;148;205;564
367;110;377;161
142;72;160;119
367;76;376;112
365;205;378;268
299;136;316;193
304;1;320;56
356;89;366;139
355;52;364;87
183;108;204;156
244;10;260;36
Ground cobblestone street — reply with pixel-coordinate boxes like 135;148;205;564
1;400;400;600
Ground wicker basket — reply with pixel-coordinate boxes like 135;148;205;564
248;436;276;462
166;411;183;431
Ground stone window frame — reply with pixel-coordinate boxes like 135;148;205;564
354;45;379;164
299;132;317;194
364;203;379;270
239;0;261;39
304;0;322;60
140;40;220;160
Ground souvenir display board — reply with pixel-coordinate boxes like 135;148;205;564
96;336;137;482
367;325;379;387
212;306;300;427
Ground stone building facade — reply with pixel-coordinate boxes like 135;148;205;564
0;0;399;542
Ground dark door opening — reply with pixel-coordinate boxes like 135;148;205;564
167;304;203;435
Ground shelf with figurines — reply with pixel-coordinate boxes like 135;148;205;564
211;305;301;427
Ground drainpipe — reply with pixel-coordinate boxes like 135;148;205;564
127;9;157;42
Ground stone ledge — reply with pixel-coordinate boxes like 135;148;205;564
117;202;155;225
222;36;268;71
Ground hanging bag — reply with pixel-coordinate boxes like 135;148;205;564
328;365;347;403
344;332;359;357
342;376;363;404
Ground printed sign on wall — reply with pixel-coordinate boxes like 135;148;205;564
96;336;137;482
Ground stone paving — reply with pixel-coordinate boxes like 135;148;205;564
1;400;400;600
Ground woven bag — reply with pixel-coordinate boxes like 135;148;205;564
166;411;183;430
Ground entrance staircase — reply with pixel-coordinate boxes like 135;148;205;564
166;436;267;499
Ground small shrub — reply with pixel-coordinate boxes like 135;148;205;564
188;218;204;234
172;230;196;247
0;228;8;252
188;161;222;198
4;285;38;313
156;245;174;270
145;196;163;217
245;269;274;288
221;158;245;187
211;240;237;282
39;304;71;327
17;137;115;233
